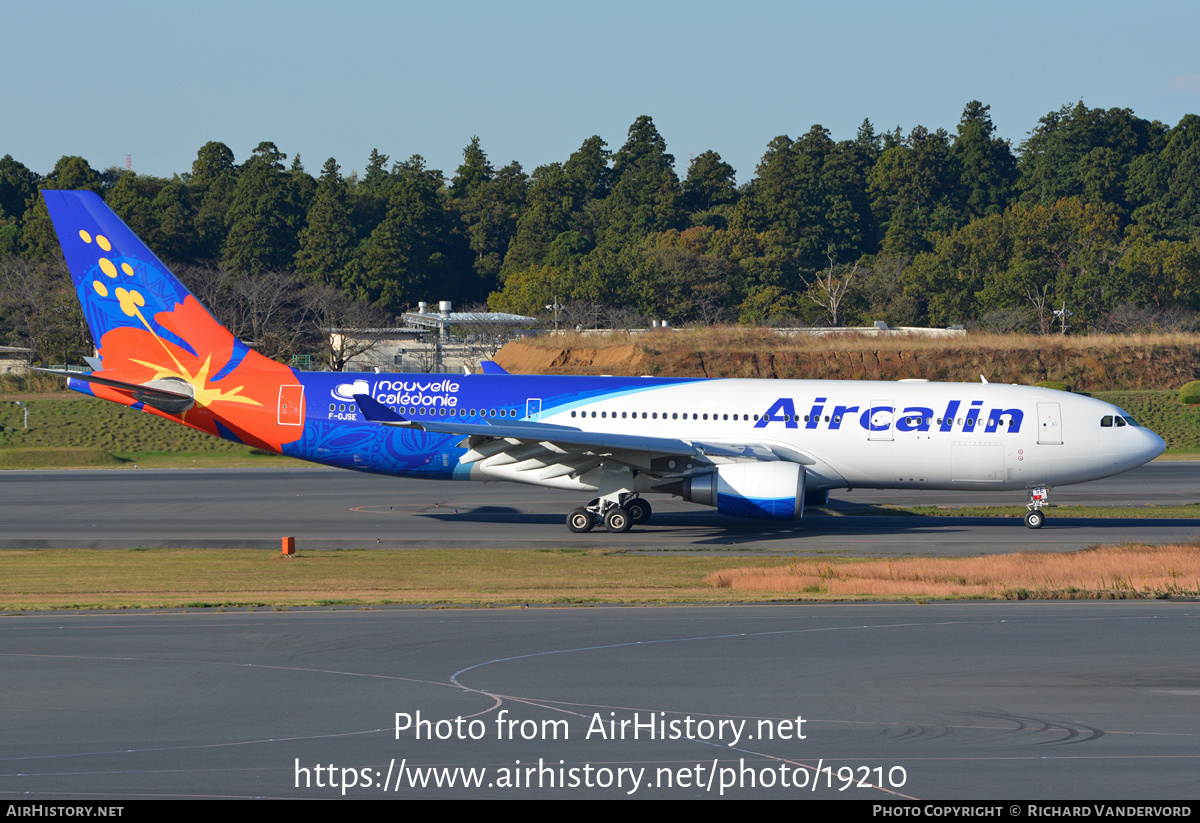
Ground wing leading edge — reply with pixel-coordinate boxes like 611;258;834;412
351;393;809;466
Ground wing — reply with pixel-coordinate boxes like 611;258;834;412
353;393;811;481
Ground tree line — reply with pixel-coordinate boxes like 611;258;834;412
3;100;1200;367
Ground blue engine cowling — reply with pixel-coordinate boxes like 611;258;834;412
661;463;808;520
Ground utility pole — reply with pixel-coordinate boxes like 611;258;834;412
1053;301;1072;336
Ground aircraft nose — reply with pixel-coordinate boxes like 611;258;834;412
1137;427;1167;463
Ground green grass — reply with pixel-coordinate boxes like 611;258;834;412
0;395;249;453
0;394;308;469
0;447;125;469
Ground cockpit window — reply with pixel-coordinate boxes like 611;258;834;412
1123;416;1137;426
1101;415;1113;427
1115;416;1127;427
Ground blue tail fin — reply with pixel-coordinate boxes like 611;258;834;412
42;190;224;360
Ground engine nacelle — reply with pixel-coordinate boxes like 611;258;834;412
659;462;808;520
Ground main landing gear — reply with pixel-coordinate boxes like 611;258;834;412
566;495;652;534
1024;486;1049;529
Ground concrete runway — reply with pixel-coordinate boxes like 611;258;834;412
2;462;1199;554
2;602;1197;799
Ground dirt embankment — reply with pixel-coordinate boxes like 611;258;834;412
494;336;1200;391
495;342;649;375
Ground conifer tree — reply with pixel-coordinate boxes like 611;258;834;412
295;158;357;288
223;142;305;274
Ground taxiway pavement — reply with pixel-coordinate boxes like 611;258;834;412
2;602;1197;799
1;462;1198;554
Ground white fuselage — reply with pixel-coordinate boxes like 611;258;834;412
466;378;1164;495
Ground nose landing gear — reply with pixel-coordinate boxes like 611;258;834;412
1024;486;1049;529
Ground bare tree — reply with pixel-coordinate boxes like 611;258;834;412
304;285;391;371
176;265;313;361
971;308;1035;334
409;336;440;373
805;246;859;327
1024;281;1054;335
560;300;605;332
458;303;521;359
600;304;646;333
174;262;240;324
1101;302;1200;334
692;291;730;326
230;270;312;360
0;256;89;365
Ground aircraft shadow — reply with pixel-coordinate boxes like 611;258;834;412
420;505;1200;546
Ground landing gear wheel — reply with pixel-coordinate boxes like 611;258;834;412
603;506;632;533
567;507;594;533
625;498;652;524
1024;510;1045;529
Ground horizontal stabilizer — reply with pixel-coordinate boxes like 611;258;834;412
353;393;419;427
34;368;195;414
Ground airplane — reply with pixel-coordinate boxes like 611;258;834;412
40;190;1166;534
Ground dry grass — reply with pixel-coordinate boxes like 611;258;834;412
498;330;1200;389
706;544;1200;600
526;328;1200;355
2;544;1197;610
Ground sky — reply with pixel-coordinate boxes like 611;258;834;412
4;0;1199;185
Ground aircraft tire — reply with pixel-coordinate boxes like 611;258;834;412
567;508;595;533
1024;510;1045;529
625;498;652;524
604;507;632;533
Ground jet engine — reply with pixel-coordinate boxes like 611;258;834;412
657;462;809;520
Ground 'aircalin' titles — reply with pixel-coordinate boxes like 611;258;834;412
755;397;1024;434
